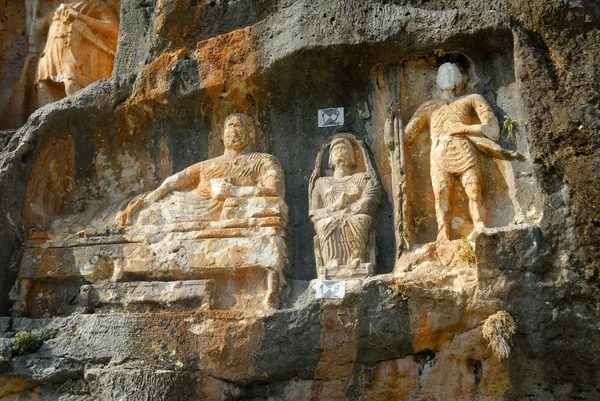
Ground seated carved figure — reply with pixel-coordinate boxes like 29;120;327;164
36;0;119;106
117;113;285;227
13;113;289;316
309;133;380;279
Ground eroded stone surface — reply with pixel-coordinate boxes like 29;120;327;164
0;0;599;400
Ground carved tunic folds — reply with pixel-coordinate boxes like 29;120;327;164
408;94;496;175
311;172;378;267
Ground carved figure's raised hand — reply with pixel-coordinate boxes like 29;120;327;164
332;193;348;211
210;178;234;200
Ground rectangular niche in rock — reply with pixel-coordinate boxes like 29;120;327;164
373;51;541;261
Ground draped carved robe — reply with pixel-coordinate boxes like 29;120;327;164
310;172;378;267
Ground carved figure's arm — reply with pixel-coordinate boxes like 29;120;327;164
448;95;499;140
75;11;119;38
404;104;430;146
117;168;196;227
309;182;335;222
309;184;324;222
146;170;195;203
350;174;380;215
63;2;118;39
472;94;500;141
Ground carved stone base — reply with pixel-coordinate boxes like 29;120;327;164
16;217;289;317
317;263;374;280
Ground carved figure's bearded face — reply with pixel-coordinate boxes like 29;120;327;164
330;140;355;168
223;114;255;151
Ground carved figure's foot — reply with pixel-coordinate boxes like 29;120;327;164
350;258;362;268
327;260;339;269
436;230;450;243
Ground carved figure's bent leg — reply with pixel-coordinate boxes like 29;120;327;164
461;167;486;231
431;166;453;241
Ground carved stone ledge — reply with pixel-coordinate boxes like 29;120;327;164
77;280;214;314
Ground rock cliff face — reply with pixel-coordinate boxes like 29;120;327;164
0;0;599;400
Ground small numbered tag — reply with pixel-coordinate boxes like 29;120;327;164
315;280;346;299
318;107;344;128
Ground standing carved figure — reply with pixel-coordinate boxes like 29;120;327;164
310;133;380;279
36;0;119;106
386;62;522;241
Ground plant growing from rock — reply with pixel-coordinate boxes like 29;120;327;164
482;311;516;359
11;330;41;356
503;115;520;138
459;238;476;264
59;379;82;395
388;278;409;300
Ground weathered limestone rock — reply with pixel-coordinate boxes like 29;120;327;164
0;0;599;400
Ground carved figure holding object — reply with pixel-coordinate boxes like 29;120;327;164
309;132;380;279
389;62;523;242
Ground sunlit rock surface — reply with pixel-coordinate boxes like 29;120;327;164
0;0;599;400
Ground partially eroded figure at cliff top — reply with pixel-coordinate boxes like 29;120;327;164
310;133;380;279
36;0;119;106
386;63;522;242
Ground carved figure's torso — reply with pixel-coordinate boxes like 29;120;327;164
425;95;487;174
313;172;370;210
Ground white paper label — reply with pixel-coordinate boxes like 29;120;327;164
315;280;346;299
318;107;344;127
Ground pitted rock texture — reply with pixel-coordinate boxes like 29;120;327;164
0;0;599;400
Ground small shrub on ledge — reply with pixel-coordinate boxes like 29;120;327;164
11;330;42;356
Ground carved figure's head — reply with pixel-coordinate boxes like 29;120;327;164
329;136;356;169
436;62;465;98
223;113;255;151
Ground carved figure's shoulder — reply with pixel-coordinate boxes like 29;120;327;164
247;152;282;166
462;93;489;105
416;99;442;114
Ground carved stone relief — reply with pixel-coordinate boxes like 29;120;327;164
377;53;542;253
35;0;119;105
387;62;523;242
12;113;289;316
309;132;380;280
0;0;120;128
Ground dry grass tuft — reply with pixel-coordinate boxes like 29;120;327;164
388;278;409;300
482;311;516;359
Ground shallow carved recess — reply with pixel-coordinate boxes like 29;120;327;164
12;113;289;317
309;132;381;280
0;0;120;129
372;51;542;267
